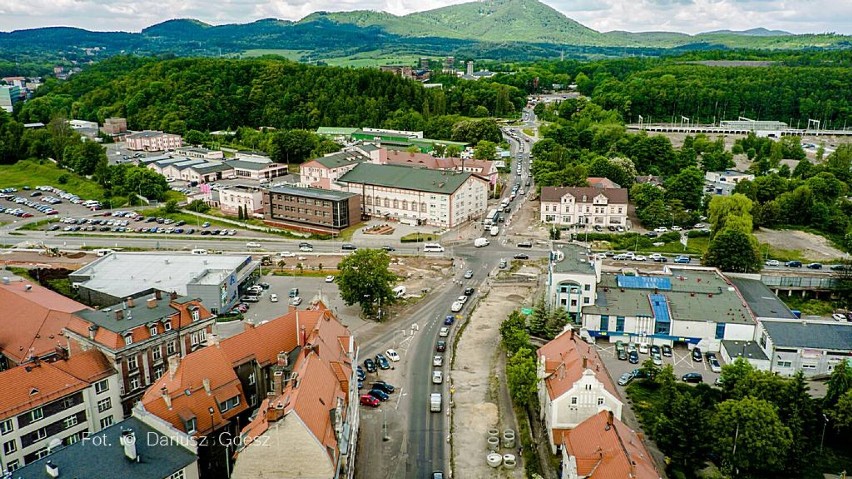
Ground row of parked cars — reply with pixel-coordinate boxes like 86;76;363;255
765;259;848;271
358;350;400;407
615;341;722;372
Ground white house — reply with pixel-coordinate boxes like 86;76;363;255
537;329;623;454
540;187;629;228
546;244;601;322
219;185;264;215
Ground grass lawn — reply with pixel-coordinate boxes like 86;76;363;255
18;218;60;231
0;159;119;203
137;208;236;229
780;296;835;316
242;49;304;60
400;232;440;243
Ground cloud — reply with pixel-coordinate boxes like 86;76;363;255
0;0;849;35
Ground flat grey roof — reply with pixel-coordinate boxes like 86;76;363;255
226;159;282;171
762;320;852;351
721;340;769;361
70;253;253;299
550;243;597;276
728;277;797;319
12;417;197;479
268;184;358;201
75;297;180;333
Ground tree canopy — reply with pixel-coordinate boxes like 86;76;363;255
335;249;399;318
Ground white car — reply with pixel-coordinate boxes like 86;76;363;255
638;343;649;354
634;255;647;261
457;295;468;305
765;260;781;267
439;327;450;337
385;349;400;362
289;296;302;306
299;245;314;252
652;352;662;366
432;370;443;384
278;251;296;257
451;301;463;313
433;355;444;367
246;242;262;248
653;227;668;233
325;275;335;283
833;313;848;322
269;294;278;303
671;226;682;231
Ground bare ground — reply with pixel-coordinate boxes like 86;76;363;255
755;228;846;261
451;282;538;479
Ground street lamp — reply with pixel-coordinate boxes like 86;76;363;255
820;414;829;454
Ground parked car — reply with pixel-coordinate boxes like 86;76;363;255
385;349;400;362
682;372;704;383
652;352;663;366
709;357;722;373
638;343;649;354
650;345;661;356
269;294;278;303
439;327;450;337
464;287;475;296
375;353;391;370
691;348;703;362
661;345;673;357
513;253;530;260
368;389;389;401
628;351;640;364
618;371;635;386
433;355;444;367
517;241;533;248
444;315;455;325
432;370;443;384
364;358;377;373
356;366;366;381
436;340;447;352
371;381;395;394
786;260;803;268
360;395;380;407
289;296;302;306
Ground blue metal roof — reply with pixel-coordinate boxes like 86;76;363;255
649;294;671;323
616;275;672;291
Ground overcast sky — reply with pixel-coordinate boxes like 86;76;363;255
1;0;849;35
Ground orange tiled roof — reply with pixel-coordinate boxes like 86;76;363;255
561;411;659;479
0;361;88;420
51;349;115;384
538;330;619;400
219;309;322;367
0;281;91;364
141;345;247;436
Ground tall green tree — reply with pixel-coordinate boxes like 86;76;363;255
473;140;497;160
654;389;711;469
506;347;538;407
707;194;754;238
664;166;705;210
710;397;793;475
336;249;399;318
824;359;852;408
703;228;761;273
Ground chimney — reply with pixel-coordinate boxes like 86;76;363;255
606;410;614;430
168;355;180;380
170;291;178;301
206;334;219;347
88;324;99;340
582;356;588;369
203;378;211;395
569;328;575;340
147;297;158;309
126;297;135;308
120;429;138;461
278;352;289;367
155;290;162;300
114;309;124;321
161;386;172;409
273;371;284;395
45;461;59;478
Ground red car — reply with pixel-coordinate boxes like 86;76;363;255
360;394;380;408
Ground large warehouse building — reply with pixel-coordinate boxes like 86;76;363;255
69;252;259;314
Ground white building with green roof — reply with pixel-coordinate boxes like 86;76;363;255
336;163;488;227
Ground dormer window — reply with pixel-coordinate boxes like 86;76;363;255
184;417;197;434
124;334;133;346
190;308;200;322
149;325;158;336
164;321;172;331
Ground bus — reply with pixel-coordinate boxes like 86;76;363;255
483;209;500;226
423;243;445;253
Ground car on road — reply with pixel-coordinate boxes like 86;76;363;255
628;351;640;364
654;227;668;233
385;349;400;362
341;243;357;251
432;472;444;479
444;315;455;325
269;294;278;302
671;226;682;231
674;255;691;264
289;296;302;306
513;253;530;260
661;345;672;357
682;372;704;383
278;251;295;257
439;327;450;337
356;366;366;381
463;270;473;279
371;381;395;394
691;348;703;362
765;259;781;267
499;259;508;269
299;243;314;252
360;395;380;407
325;275;335;283
464;287;475;296
375;353;391;370
382;245;396;252
364;358;377;373
436;341;447;352
432;370;443;384
246;242;261;248
433;355;444;367
517;241;533;248
368;389;389;401
618;371;635;386
807;262;823;269
634;255;647;261
451;301;464;312
786;260;803;267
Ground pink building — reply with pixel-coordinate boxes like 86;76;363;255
125;130;183;151
382;149;499;186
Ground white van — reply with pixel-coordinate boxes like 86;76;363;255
490;225;500;236
191;248;208;255
423;243;445;253
393;286;406;298
474;237;490;247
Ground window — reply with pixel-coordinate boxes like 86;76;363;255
30;408;43;422
191;309;200;322
99;417;113;429
164;321;172;331
802;363;817;370
153;347;162;361
129;377;141;391
584;284;590;291
66;433;81;445
166;470;186;479
127;356;138;371
149;325;158;336
600;316;609;331
97;398;112;413
218;396;240;413
184;417;197;434
191;333;200;346
154;366;164;380
35;428;47;440
64;416;78;428
248;372;256;385
3;439;16;455
94;379;109;395
250;394;257;407
0;419;12;435
570;397;577;405
34;448;49;460
597;397;605;406
5;459;18;471
167;342;176;355
616;316;625;332
777;360;792;368
124;334;133;346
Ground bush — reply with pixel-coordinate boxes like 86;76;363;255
57;174;69;184
688;229;711;238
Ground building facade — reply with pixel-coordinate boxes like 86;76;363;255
755;319;852;377
0;351;121;472
336;163;489;228
0;85;21;113
299;151;368;189
382;149;499;186
219;185;264;215
101;117;127;136
126;131;183;152
546;245;601;321
540;187;629;228
264;185;361;234
64;293;216;416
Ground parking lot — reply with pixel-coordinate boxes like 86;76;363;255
595;341;722;392
0;186;111;224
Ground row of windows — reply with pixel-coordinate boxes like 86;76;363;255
273;195;333;207
275;205;331;217
569;396;607;406
365;196;431;212
543;204;624;214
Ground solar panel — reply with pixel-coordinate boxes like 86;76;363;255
649;294;671;323
616;275;672;290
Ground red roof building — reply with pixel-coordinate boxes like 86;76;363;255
537;329;623;454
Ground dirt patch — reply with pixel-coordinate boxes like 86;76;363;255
754;228;846;261
451;282;538;479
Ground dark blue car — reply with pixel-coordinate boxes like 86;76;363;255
444;315;455;325
368;389;389;401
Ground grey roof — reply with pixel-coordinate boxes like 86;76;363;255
338;163;482;195
550;243;597;276
721;340;769;361
69;253;254;300
268;184;358;201
761;320;852;351
540;186;629;204
75;296;181;333
308;151;367;169
728;277;797;319
192;162;233;173
126;130;177;139
225;159;285;171
12;417;196;479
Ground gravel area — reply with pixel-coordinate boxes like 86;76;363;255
755;228;847;261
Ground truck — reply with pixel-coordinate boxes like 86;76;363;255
474;237;490;248
430;393;442;412
489;225;499;236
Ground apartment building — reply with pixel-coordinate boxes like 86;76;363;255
101;117;127;136
0;351;121;472
0;85;21;113
219;185;264;215
540;187;629;228
264;185;361;234
126;131;183;151
336;163;489;228
63;292;216;416
299;151;368;189
382;149;499;187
